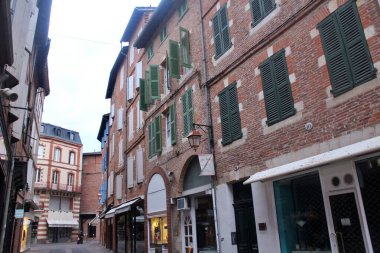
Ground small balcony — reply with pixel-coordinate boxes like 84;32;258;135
34;181;81;192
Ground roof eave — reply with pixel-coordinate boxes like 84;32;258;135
105;46;128;99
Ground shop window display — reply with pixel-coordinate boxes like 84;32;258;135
149;216;168;252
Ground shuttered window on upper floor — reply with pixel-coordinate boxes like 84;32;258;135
219;83;242;145
259;50;295;126
251;0;276;27
182;89;194;137
212;5;232;59
148;115;162;158
318;1;375;97
180;27;191;68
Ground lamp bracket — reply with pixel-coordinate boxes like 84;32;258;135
193;123;211;133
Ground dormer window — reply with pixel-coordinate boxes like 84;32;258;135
56;129;61;136
69;132;75;140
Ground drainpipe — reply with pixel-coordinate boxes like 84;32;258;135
198;1;221;253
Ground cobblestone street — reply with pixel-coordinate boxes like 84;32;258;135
27;241;110;253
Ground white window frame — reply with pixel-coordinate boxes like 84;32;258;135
35;168;41;182
117;107;123;130
111;133;115;157
118;139;123;166
166;112;171;147
163;63;169;95
38;145;44;158
127;157;134;188
54;148;61;162
68;173;74;186
120;65;124;90
128;109;134;140
69;151;75;165
136;61;143;89
136;149;144;183
52;171;58;184
116;174;122;199
128;75;134;101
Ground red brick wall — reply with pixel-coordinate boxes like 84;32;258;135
81;153;102;213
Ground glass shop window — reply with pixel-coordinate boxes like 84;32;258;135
149;216;168;252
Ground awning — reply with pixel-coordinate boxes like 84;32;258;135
105;198;141;218
89;215;100;226
46;210;78;228
244;136;380;184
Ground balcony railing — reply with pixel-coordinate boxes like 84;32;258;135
34;181;81;192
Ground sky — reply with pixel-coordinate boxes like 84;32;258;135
44;0;160;153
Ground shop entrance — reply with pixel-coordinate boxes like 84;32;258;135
329;192;366;253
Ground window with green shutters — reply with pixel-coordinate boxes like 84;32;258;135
148;116;162;157
212;5;231;59
139;78;147;111
170;103;177;145
180;27;191;68
178;0;187;18
259;50;295;126
182;89;194;137
149;65;160;99
219;83;242;145
318;1;375;97
169;40;180;79
251;0;276;27
145;70;152;105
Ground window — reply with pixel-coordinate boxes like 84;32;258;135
127;157;134;188
117;107;123;130
212;5;231;59
69;132;75;140
38;145;44;158
136;149;144;183
219;83;242;145
178;0;188;18
163;60;170;95
128;109;134;140
52;171;59;184
35;168;41;182
111;133;115;157
165;112;171;148
160;26;167;43
169;40;180;79
67;173;74;186
40;124;45;133
118;139;123;166
56;129;61;136
274;173;331;252
251;0;276;26
170;103;176;145
128;75;134;101
69;151;75;165
149;217;168;250
129;47;134;66
318;1;375;96
182;89;193;136
54;148;61;162
148;116;162;157
147;45;154;60
180;27;191;68
116;174;122;199
259;50;295;125
120;65;124;90
136;61;143;89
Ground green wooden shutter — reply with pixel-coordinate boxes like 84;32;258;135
187;89;194;136
180;27;191;68
219;89;232;144
169;40;180;79
251;0;263;25
336;2;375;85
212;12;222;57
219;6;231;53
260;59;280;125
150;65;160;99
228;84;242;141
148;123;153;157
170;102;177;145
272;52;294;119
139;79;147;111
145;70;152;104
319;14;352;96
182;91;189;136
155;115;162;153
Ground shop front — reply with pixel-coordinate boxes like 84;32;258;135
246;138;380;253
147;173;169;253
179;157;218;253
46;210;78;243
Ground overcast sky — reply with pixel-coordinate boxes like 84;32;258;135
44;0;160;152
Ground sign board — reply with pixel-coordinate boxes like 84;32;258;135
199;154;215;176
15;209;24;218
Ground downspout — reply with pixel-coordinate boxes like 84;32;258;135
198;1;221;253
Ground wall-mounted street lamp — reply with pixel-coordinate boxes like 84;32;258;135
187;123;213;151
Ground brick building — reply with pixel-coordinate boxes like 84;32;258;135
98;0;380;253
34;123;83;243
80;152;102;241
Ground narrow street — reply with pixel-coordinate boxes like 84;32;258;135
27;241;110;253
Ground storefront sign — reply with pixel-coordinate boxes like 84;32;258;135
199;154;215;176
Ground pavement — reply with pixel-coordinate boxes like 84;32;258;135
26;240;111;253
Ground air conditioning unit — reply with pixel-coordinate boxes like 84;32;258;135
177;198;189;210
